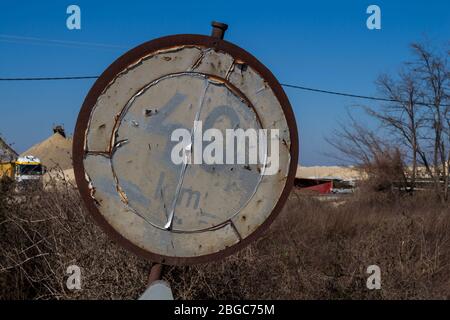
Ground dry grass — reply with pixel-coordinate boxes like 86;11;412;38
1;174;450;300
166;191;450;299
0;175;148;299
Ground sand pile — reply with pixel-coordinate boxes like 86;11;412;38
43;168;75;185
20;132;366;183
296;165;364;180
21;133;73;170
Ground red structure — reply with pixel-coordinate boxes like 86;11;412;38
295;178;333;194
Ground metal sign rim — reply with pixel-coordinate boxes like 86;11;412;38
73;33;299;265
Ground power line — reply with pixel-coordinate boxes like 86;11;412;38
280;83;449;107
0;75;448;107
0;34;126;50
0;34;446;106
281;83;394;103
0;76;99;81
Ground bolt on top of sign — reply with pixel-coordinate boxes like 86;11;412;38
73;22;298;265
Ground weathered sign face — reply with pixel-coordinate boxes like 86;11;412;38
73;34;298;265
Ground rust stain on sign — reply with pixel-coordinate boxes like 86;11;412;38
73;31;298;265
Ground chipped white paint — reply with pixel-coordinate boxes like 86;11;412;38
83;46;292;258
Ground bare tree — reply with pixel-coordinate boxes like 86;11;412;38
327;112;386;166
330;41;449;200
366;70;425;191
409;43;450;201
327;112;407;192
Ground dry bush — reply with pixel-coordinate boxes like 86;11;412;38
361;148;407;193
1;173;450;300
165;190;450;299
0;173;148;300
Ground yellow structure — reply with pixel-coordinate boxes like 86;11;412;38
0;156;44;183
0;162;15;180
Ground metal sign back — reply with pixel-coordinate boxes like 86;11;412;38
73;31;298;265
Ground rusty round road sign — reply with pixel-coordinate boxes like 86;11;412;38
73;28;298;265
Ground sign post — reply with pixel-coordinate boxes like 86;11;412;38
73;22;298;272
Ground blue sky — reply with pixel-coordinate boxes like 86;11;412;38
0;0;449;165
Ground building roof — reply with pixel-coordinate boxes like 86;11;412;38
0;136;18;162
